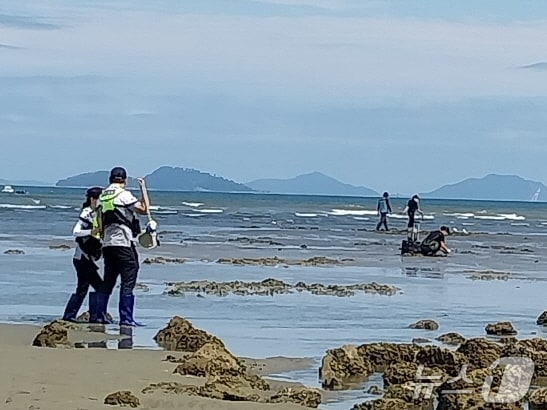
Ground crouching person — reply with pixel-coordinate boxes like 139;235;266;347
62;187;104;322
420;226;452;256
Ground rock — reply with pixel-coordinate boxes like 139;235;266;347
3;249;25;255
319;344;373;390
143;256;185;264
457;338;502;370
415;346;468;377
529;387;547;408
49;244;71;250
76;311;113;323
154;316;225;352
141;381;192;395
358;343;419;372
383;363;446;388
412;338;432;344
269;387;322;408
367;385;384;395
383;382;435;407
199;375;263;402
409;320;439;331
32;320;71;348
485;321;517;336
104;391;140;407
352;398;413;410
537;311;547;326
436;333;466;346
502;339;547;378
465;270;510;281
173;342;269;390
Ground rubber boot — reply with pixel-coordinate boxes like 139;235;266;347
119;294;145;327
62;293;85;322
93;292;112;324
88;292;98;323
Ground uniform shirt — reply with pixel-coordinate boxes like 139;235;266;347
73;206;98;261
99;183;139;248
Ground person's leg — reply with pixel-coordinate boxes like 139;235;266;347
92;247;118;323
376;217;382;231
62;259;87;321
118;246;143;326
407;214;415;240
381;213;389;231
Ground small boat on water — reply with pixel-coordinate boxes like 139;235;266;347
1;185;15;193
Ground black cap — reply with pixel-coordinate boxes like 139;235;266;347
440;225;451;235
86;186;103;199
109;167;127;183
383;192;389;197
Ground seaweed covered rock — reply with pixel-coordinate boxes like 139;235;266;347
32;320;71;348
357;343;418;372
383;382;435;408
409;320;439;331
485;321;517;336
104;391;140;408
269;387;322;408
351;398;413;410
383;362;446;388
415;346;468;377
457;338;502;370
319;344;373;390
154;316;225;352
436;333;466;346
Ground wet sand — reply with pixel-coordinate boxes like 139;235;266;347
0;323;316;410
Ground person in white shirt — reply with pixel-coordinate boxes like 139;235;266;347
62;187;103;322
94;167;148;326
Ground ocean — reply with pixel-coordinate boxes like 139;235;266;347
0;187;545;409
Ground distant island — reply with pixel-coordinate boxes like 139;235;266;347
56;166;252;192
53;168;546;200
246;172;378;197
422;174;545;201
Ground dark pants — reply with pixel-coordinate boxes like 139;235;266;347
420;241;440;256
376;213;389;231
407;212;416;228
73;257;103;298
101;246;139;296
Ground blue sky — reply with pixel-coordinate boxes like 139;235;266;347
1;0;547;192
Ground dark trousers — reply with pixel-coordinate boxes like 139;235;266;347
407;212;416;228
101;246;139;296
376;213;389;231
73;257;103;298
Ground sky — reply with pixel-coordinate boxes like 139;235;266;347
1;0;547;193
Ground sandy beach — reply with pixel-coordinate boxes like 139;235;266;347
0;323;319;410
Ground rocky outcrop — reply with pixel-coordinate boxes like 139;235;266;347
537;311;547;326
216;256;352;266
319;345;373;390
409;320;439;331
352;398;413;409
415;347;468;377
457;338;502;370
153;316;225;352
165;279;400;298
143;256;185;264
485;321;517;336
529;387;547;409
3;249;25;255
358;343;418;372
104;391;140;407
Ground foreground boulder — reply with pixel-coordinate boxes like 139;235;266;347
174;342;269;391
319;344;373;390
32;320;71;348
154;316;225;352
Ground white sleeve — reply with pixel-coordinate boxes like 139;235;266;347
73;209;93;238
116;190;139;207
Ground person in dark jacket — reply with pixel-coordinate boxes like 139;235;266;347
403;194;424;241
62;187;104;322
420;226;452;256
376;192;392;231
